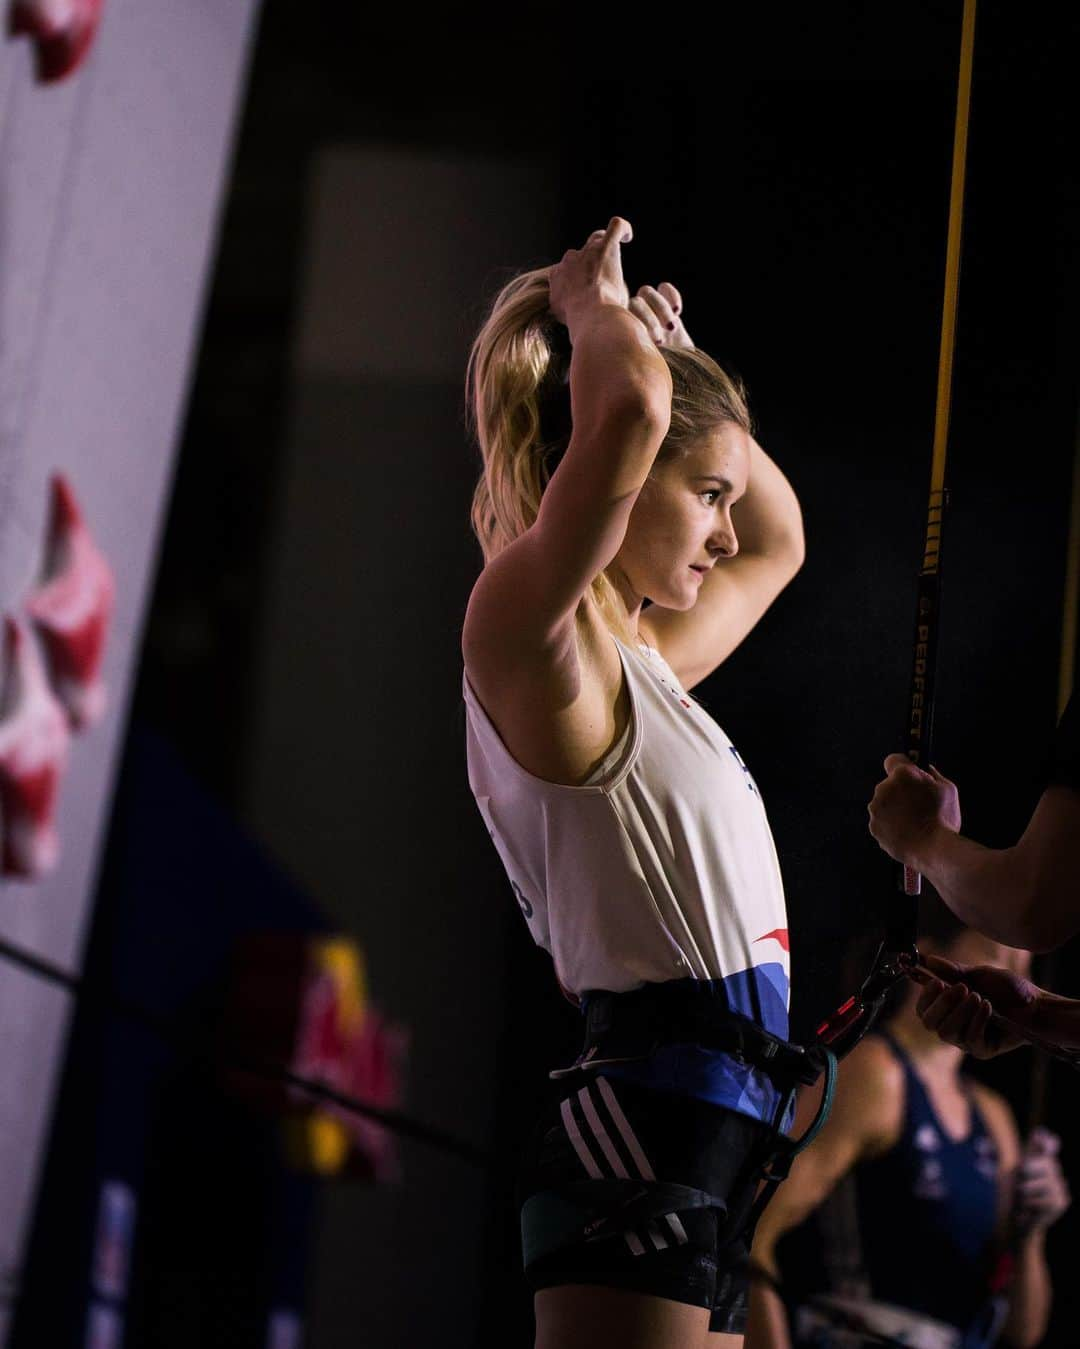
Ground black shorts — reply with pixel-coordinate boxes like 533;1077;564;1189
517;1071;775;1336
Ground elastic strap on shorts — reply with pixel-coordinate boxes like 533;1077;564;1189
521;1178;722;1270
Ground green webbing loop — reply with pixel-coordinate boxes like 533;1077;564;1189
788;1047;838;1158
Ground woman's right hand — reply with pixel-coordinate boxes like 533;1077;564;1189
548;217;633;332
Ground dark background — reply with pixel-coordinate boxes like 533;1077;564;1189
18;3;1080;1344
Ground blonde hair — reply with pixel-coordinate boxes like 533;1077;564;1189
466;265;751;640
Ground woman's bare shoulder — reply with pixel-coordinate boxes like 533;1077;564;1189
838;1035;907;1155
462;590;628;786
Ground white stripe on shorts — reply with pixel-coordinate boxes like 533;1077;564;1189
560;1096;646;1257
577;1086;668;1252
595;1076;690;1246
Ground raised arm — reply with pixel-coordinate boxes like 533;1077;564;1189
627;284;804;688
464;219;672;664
642;435;804;689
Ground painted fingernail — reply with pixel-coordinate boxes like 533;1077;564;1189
666;321;675;330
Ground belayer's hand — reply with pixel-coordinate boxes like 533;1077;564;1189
867;755;962;866
910;952;1039;1058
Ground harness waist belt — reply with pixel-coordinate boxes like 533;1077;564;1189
550;978;824;1088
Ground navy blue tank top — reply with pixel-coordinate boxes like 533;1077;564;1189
853;1032;1001;1329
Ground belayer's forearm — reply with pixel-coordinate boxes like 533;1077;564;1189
910;828;1045;949
1029;990;1080;1050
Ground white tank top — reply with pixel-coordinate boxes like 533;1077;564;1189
463;635;790;1042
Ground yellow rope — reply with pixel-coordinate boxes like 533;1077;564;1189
922;0;977;575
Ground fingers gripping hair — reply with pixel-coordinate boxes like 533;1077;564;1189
465;259;753;638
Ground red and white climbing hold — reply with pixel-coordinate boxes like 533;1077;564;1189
0;615;71;879
26;474;115;732
8;0;104;83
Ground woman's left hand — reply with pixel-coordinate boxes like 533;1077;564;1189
629;283;695;351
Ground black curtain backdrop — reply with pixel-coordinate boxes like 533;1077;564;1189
483;22;1080;1346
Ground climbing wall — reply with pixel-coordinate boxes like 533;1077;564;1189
0;1;261;1337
